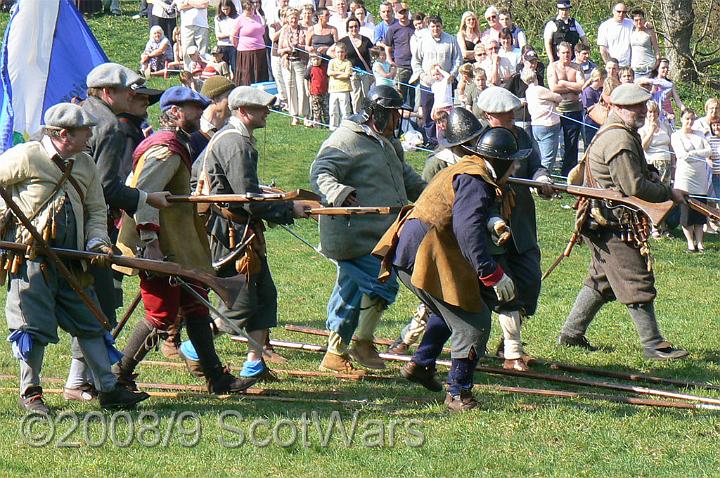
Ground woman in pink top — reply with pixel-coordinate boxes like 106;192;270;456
232;0;269;86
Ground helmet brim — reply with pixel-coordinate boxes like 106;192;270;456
438;129;483;149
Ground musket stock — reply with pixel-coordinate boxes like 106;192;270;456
0;240;244;308
508;178;674;225
687;198;720;222
167;189;321;204
307;206;399;215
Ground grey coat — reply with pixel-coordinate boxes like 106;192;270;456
310;119;426;260
83;96;142;214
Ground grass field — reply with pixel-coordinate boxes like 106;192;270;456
1;4;720;478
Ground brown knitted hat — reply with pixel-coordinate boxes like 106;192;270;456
200;76;235;101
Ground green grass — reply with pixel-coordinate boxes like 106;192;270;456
1;4;720;477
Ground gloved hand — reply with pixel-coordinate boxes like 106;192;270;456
87;239;116;268
487;216;512;246
493;273;516;303
534;175;555;199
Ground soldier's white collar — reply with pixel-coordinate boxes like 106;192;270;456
40;135;68;162
228;116;253;140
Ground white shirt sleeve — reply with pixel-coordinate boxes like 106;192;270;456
596;21;608;47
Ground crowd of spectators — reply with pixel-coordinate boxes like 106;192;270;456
128;0;720;243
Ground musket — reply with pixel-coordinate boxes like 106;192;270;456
0;240;245;308
687;198;720;222
166;189;321;204
508;177;674;226
0;186;112;330
307;206;402;215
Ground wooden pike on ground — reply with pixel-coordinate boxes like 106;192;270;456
230;337;720;408
283;324;720;392
136;361;720;411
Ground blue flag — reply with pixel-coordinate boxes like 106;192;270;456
0;0;108;152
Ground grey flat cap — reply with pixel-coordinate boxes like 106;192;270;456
228;86;277;110
87;62;145;88
610;83;652;106
43;103;97;129
477;86;521;114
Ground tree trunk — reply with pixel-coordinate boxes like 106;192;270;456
659;0;698;82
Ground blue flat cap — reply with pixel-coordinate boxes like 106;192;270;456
43;103;97;129
159;86;211;112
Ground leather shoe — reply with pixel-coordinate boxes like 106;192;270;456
99;386;150;410
207;371;259;394
19;386;51;414
643;342;689;360
444;390;478;412
400;361;443;392
558;333;598;352
503;358;529;372
387;338;410;355
63;383;98;402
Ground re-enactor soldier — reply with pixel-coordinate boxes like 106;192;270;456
3;104;150;412
310;84;426;375
558;84;689;360
114;86;257;393
373;125;529;411
188;86;311;380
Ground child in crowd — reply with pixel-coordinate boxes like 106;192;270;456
652;58;687;126
619;66;635;84
371;46;396;87
581;68;606;144
206;46;231;79
179;71;203;91
327;42;353;129
709;120;720;202
185;46;207;75
575;43;597;81
429;64;453;144
456;63;474;106
464;66;487;117
305;53;330;127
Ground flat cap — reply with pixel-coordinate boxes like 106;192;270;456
200;76;235;100
43;103;97;129
610;83;652;106
476;86;521;114
159;86;211;112
228;86;277;110
131;83;164;105
87;62;145;88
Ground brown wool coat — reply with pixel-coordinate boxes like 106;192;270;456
374;156;499;312
116;146;213;275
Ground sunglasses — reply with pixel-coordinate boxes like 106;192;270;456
615;9;627;13
487;46;499;51
486;15;497;20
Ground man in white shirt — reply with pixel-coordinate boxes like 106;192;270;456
479;40;513;86
178;0;210;70
330;0;350;38
597;3;634;67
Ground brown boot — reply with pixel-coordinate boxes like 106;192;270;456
444;390;478;412
387;338;410;355
503;358;529;372
161;316;183;359
349;340;386;369
319;352;367;377
400;362;443;392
